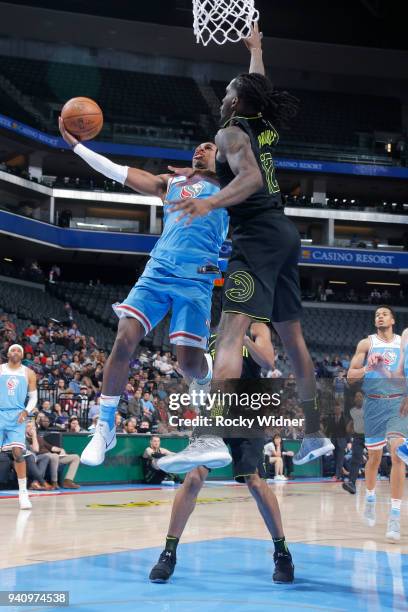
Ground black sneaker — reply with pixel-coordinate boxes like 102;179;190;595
149;550;177;583
342;481;356;495
273;551;294;584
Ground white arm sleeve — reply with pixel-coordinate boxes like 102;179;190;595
73;143;129;185
26;390;38;415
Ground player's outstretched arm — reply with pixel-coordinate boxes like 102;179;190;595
244;22;265;76
347;338;370;384
59;117;168;198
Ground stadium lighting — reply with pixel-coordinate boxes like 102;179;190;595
3;257;13;262
329;281;347;284
366;281;401;286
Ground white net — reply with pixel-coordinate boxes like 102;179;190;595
193;0;259;46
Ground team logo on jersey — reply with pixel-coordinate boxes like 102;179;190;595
382;351;397;366
180;182;205;199
7;376;19;396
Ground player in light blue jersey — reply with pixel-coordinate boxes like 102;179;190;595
0;344;38;509
59;121;229;467
348;306;407;542
395;329;408;465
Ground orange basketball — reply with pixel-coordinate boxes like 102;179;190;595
61;97;103;141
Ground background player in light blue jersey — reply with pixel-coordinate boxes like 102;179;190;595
369;326;408;466
348;306;407;542
59;121;229;467
0;343;38;509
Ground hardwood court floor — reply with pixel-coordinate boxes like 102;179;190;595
0;480;407;611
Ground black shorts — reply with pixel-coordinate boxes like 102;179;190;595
225;437;266;483
223;212;302;323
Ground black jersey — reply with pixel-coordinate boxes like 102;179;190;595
216;113;283;226
208;329;262;380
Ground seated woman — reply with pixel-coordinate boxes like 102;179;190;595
264;434;295;481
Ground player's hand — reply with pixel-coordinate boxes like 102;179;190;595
58;116;79;147
367;352;384;368
17;410;28;424
169;197;214;224
168;166;195;178
243;22;263;51
400;397;408;417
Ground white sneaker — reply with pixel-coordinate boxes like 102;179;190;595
363;498;376;527
18;491;32;510
386;514;401;542
274;475;287;481
293;433;334;465
80;421;117;466
189;353;212;408
157;435;231;474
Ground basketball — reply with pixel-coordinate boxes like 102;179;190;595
61;97;103;141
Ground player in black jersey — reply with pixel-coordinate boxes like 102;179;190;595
165;24;333;470
149;322;294;585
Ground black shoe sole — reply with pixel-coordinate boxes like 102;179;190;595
342;482;356;494
150;577;170;584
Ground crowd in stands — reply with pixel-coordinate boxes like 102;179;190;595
0;298;403;487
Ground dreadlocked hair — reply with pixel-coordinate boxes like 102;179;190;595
234;73;299;128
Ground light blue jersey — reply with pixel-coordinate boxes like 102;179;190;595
114;174;228;349
0;363;29;411
362;334;402;395
362;334;408;449
0;363;29;450
147;174;229;282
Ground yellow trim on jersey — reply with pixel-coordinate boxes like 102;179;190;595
223;309;270;322
222;113;262;128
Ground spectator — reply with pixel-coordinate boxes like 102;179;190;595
342;391;365;495
25;421;52;490
34;433;81;489
69;371;82;394
157;382;168;401
325;401;348;481
88;415;99;433
137;419;152;434
123;417;138;434
141;391;154;413
68;416;84;433
142;436;176;484
53;403;69;430
56;378;68;396
115;412;123;432
37;412;52;431
128;389;143;418
333;370;347;400
273;433;294;479
264;438;286;481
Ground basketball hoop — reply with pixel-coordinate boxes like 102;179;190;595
193;0;259;46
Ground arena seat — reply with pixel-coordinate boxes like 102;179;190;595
211;81;402;147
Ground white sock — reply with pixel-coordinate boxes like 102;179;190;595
18;478;27;494
100;395;120;428
366;488;376;500
391;498;401;514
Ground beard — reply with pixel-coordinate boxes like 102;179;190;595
193;160;207;169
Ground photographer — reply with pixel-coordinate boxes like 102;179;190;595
142;436;177;484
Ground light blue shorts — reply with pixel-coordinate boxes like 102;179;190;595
113;267;213;349
363;395;408;450
0;409;26;450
